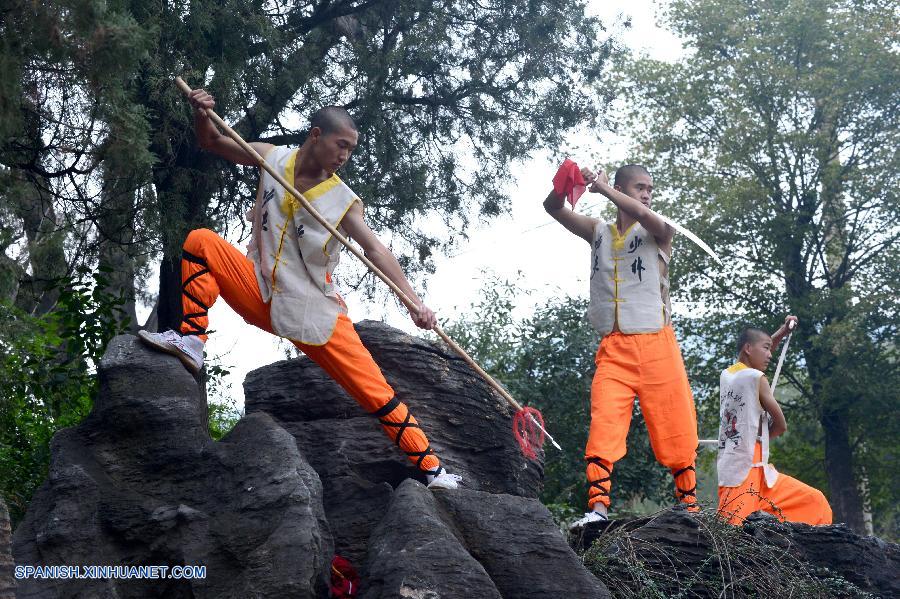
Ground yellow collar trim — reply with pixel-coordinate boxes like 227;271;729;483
609;221;638;252
727;362;749;373
284;149;343;206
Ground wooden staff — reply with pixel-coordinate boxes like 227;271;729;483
174;76;562;451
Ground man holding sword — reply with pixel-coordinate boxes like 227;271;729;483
717;316;832;525
546;163;700;527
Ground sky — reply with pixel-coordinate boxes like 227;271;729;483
138;0;685;410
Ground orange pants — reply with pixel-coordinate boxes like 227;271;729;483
586;326;698;509
718;442;832;526
180;228;440;473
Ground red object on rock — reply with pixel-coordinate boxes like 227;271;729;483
330;555;360;598
552;159;586;208
513;406;547;460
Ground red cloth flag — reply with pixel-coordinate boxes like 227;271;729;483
330;555;360;598
552;159;586;208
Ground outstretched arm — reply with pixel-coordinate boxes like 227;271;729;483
189;88;273;166
758;376;787;439
340;202;437;329
543;189;599;243
770;315;798;348
584;169;673;244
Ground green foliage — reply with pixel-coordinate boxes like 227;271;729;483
582;509;875;598
1;0;620;330
443;276;673;513
204;361;242;441
605;0;900;532
0;268;129;526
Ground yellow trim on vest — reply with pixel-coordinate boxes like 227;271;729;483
304;174;342;201
271;220;290;292
609;221;638;252
282;149;299;212
727;362;749;374
281;151;342;211
322;196;360;258
608;221;638;326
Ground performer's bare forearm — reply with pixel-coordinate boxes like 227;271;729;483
544;190;596;243
366;247;422;308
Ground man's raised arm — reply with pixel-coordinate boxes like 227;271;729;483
770;315;798;348
543;190;598;244
585;169;673;243
189;88;273;166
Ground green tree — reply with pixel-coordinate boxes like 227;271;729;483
0;269;130;526
608;0;899;533
1;0;617;333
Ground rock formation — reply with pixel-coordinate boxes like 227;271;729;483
572;508;899;598
10;321;897;598
243;320;605;596
243;320;543;567
12;335;332;598
12;322;603;598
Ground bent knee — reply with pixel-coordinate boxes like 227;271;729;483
183;228;218;252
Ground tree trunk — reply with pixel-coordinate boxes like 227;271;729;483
10;85;68;316
821;407;866;532
0;498;13;599
97;153;144;333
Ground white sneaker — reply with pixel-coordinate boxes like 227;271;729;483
426;470;463;490
138;330;204;375
570;510;608;530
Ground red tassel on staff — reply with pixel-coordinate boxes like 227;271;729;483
513;407;547;460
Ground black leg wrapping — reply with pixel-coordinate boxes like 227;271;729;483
180;250;210;337
587;457;611;497
673;465;697;499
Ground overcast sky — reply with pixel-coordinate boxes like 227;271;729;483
140;0;685;409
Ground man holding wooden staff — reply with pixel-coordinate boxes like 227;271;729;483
139;86;461;490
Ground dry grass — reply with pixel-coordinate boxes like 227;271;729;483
580;499;874;599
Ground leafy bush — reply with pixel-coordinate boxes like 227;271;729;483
0;268;129;526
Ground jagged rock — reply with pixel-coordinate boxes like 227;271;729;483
361;480;503;599
742;512;900;598
245;320;544;565
0;498;13;599
361;481;609;599
12;335;332;599
572;509;900;598
434;488;611;599
16;323;893;599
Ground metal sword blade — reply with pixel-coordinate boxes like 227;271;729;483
771;328;794;392
653;210;723;265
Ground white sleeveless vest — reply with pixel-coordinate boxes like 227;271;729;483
586;221;672;336
246;146;359;345
717;363;779;487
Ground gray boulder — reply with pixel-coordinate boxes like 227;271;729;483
12;335;332;599
434;488;611;599
361;480;610;599
244;319;544;566
572;508;900;598
361;480;503;599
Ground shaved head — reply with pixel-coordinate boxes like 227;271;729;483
737;326;769;356
614;164;651;188
309;106;357;136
